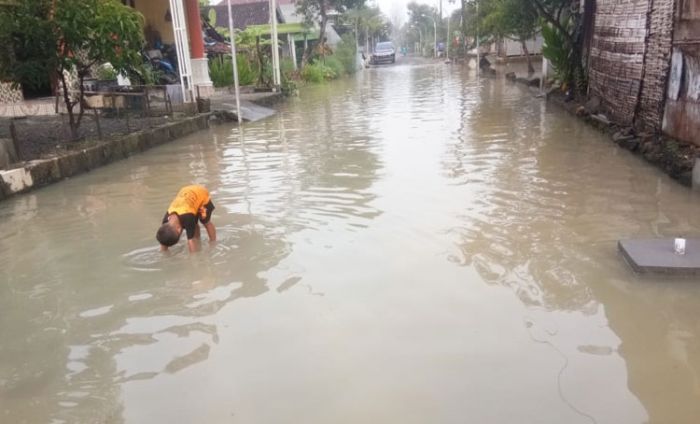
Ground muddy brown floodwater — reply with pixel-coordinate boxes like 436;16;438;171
1;61;700;424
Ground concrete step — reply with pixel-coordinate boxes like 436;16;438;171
217;100;276;122
618;238;700;275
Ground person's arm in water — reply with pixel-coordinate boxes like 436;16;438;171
199;200;216;246
204;221;216;245
188;224;202;252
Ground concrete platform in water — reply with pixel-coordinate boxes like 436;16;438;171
618;239;700;274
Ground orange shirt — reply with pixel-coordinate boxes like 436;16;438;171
167;185;211;219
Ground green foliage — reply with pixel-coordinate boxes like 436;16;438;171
209;55;234;88
541;22;573;84
482;0;538;41
0;0;54;90
137;64;161;86
335;34;358;74
301;61;336;83
280;58;296;80
323;56;344;77
209;54;258;87
96;64;118;81
236;54;257;86
280;60;299;95
0;0;144;138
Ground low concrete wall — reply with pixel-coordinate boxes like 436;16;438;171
0;114;211;201
0;138;18;169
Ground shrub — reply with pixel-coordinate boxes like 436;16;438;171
209;56;233;87
334;34;358;74
280;58;296;80
541;23;573;86
323;56;344;78
301;62;326;83
96;64;118;81
301;60;337;83
236;54;257;86
209;54;258;87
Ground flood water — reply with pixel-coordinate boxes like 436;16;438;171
2;62;700;424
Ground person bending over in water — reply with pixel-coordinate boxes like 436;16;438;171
157;185;216;252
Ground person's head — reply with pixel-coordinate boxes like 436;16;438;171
156;222;181;247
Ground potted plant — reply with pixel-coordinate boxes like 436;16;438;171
95;64;119;92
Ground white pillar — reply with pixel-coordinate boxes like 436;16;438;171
168;0;195;103
227;0;241;123
191;59;214;98
288;33;298;70
269;0;281;88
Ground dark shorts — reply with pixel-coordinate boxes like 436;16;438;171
162;201;215;239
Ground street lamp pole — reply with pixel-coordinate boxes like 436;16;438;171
418;27;423;55
446;15;450;61
433;19;437;58
227;0;241;124
423;15;437;58
476;0;480;75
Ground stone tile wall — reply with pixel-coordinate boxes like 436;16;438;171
0;82;24;104
588;0;650;125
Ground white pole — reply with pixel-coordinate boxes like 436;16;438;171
288;33;298;70
270;0;281;88
433;19;437;59
227;0;242;123
476;0;480;75
446;15;450;61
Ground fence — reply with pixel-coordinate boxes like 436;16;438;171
0;85;199;168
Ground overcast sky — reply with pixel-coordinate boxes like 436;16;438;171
211;0;459;29
373;0;461;27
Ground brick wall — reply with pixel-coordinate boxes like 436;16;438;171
588;0;649;125
637;0;676;130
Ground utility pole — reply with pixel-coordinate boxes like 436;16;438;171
446;14;450;61
227;0;241;123
476;0;479;75
423;14;437;58
269;0;281;89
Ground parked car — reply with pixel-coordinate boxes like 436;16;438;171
371;42;396;65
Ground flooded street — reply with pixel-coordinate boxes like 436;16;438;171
2;62;700;423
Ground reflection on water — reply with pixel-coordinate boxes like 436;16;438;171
1;62;700;423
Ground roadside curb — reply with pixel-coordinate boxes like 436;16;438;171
0;114;211;201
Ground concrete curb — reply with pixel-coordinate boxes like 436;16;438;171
0;114;211;201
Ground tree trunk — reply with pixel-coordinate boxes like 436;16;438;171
521;39;534;74
59;68;79;141
302;1;327;65
75;70;87;129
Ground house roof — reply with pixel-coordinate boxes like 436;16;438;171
203;2;282;30
278;4;303;24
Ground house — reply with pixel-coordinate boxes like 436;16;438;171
2;0;217;108
586;0;700;146
125;0;214;101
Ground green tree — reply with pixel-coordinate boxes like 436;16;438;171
341;6;389;53
0;0;144;140
482;0;539;73
527;0;584;90
296;0;365;65
407;2;438;55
